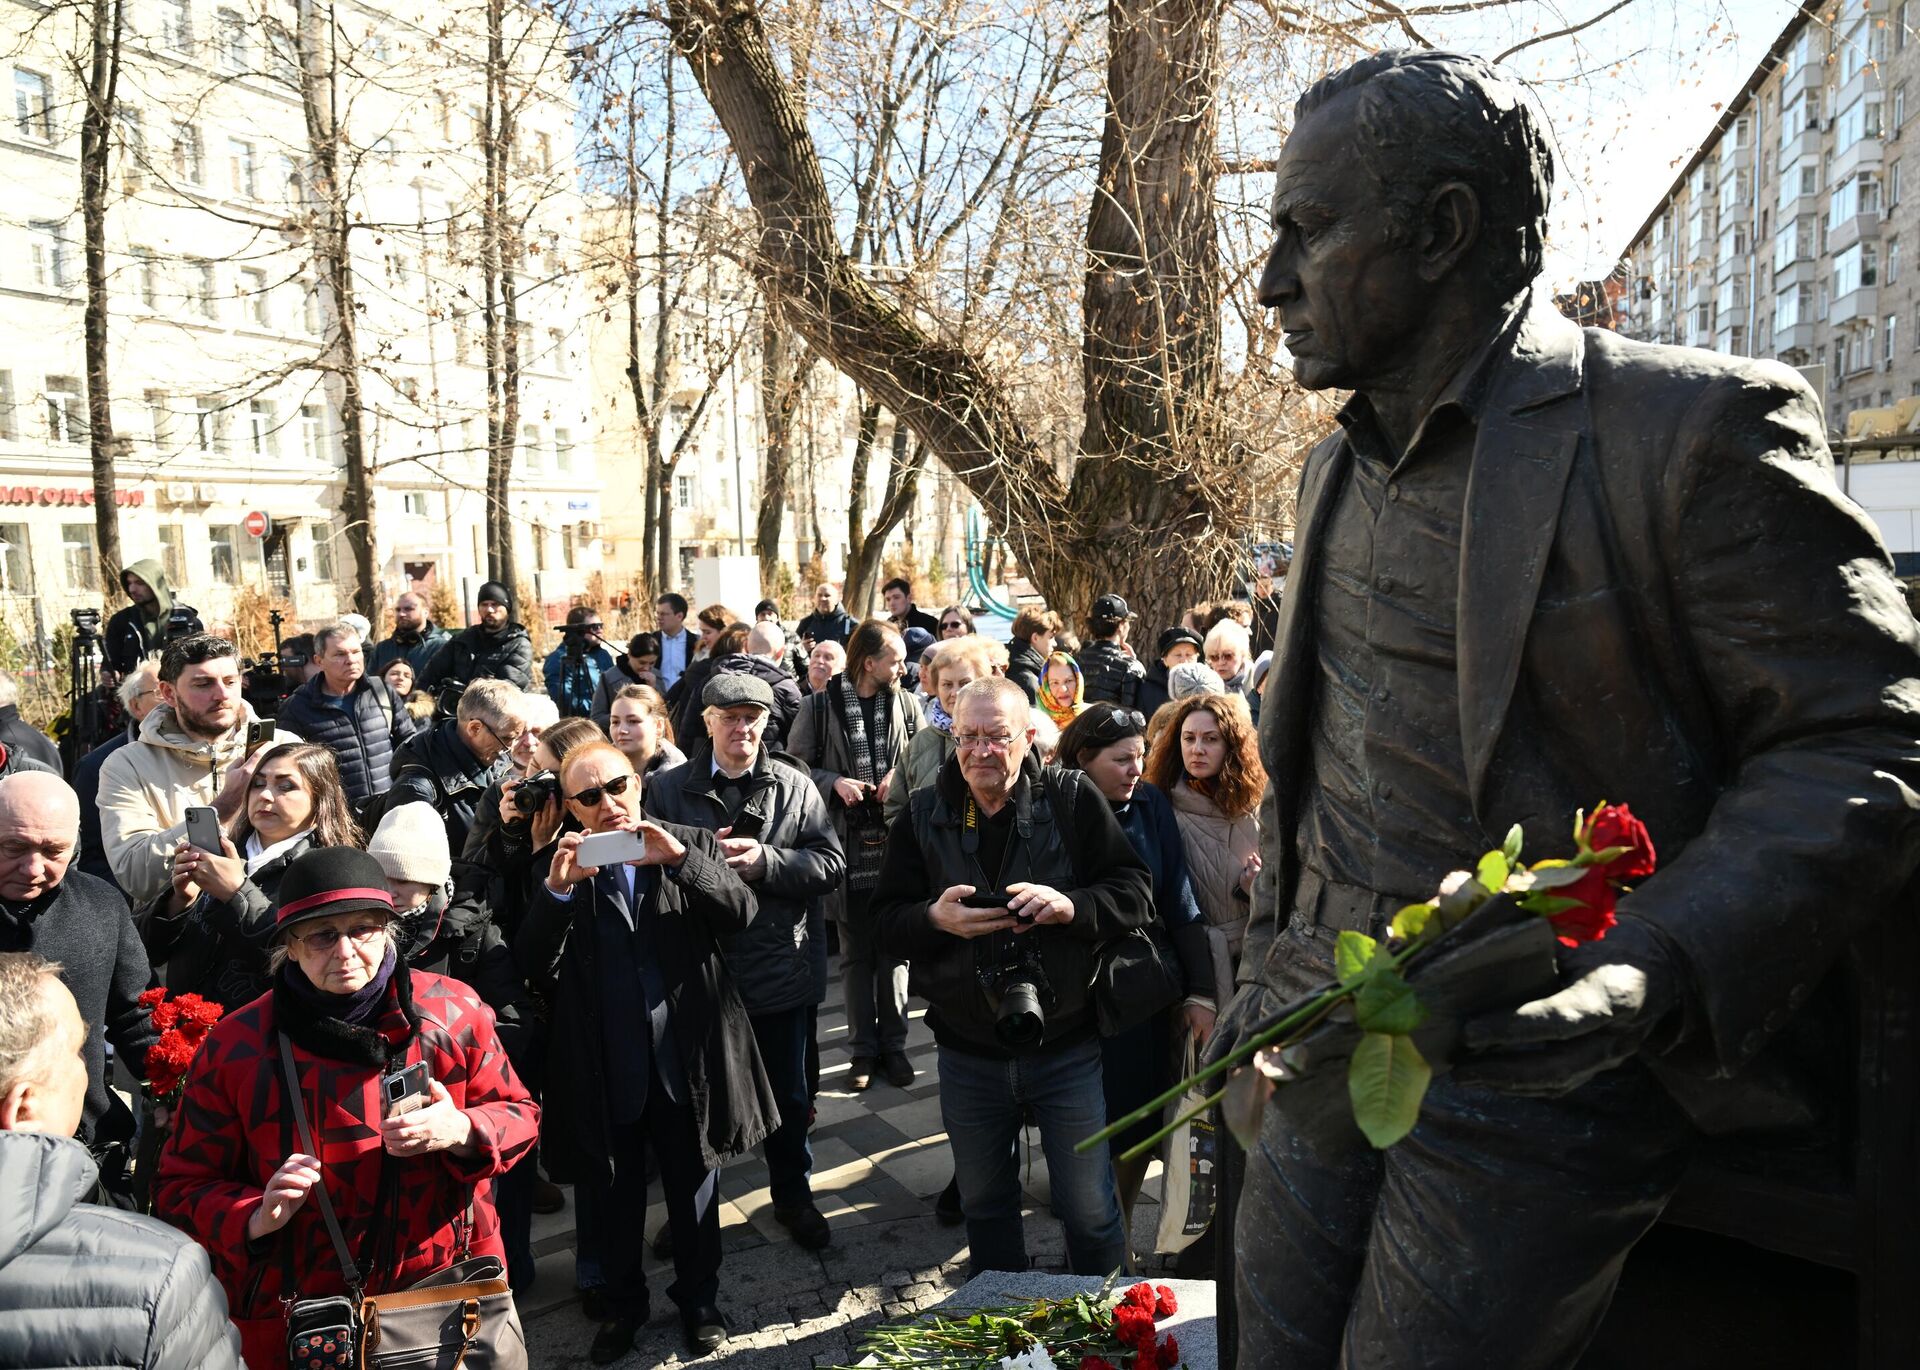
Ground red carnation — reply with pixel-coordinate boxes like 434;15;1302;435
1149;1332;1180;1370
137;987;165;1011
1587;803;1656;882
1549;866;1618;947
1122;1283;1157;1315
1113;1303;1155;1353
1153;1285;1178;1318
149;997;179;1032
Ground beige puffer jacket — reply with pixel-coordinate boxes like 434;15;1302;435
97;703;294;905
1168;778;1259;966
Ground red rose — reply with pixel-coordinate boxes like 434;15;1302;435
137;987;166;1011
1153;1285;1178;1318
1549;867;1618;947
1113;1303;1155;1352
1588;804;1656;882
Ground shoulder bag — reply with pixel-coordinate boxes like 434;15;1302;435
278;1034;528;1370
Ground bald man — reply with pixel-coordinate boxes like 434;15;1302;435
0;773;157;1152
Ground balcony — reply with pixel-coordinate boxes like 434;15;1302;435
1828;209;1883;255
1778;127;1823;169
1773;256;1820;290
1831;285;1879;327
1773;320;1818;353
1779;60;1815;108
1832;136;1884;186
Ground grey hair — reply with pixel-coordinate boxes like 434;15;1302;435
313;621;363;656
116;656;162;708
1295;50;1553;299
0;952;63;1094
457;678;525;732
953;676;1030;726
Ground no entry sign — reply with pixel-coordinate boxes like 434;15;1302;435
243;510;271;539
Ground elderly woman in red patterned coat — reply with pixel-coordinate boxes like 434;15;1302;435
156;847;539;1369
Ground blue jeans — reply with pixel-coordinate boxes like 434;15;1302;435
938;1036;1127;1278
750;1005;815;1207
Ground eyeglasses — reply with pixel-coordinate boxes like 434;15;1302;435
1089;708;1147;741
953;733;1019;753
291;922;388;952
569;772;637;806
940;621;967;633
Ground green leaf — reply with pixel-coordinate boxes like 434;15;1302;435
1517;894;1585;918
1388;902;1433;941
1334;930;1378;983
1519;860;1587;890
1476;849;1511;891
1502;823;1524;864
1348;1031;1433;1149
1352;966;1429;1035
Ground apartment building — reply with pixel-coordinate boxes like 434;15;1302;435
1617;0;1920;571
0;0;600;636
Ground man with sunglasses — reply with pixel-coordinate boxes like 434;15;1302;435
517;740;779;1364
646;673;845;1252
872;677;1152;1279
382;679;530;860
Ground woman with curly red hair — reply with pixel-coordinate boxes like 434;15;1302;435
1143;693;1265;985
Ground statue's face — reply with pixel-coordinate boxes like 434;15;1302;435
1258;92;1432;393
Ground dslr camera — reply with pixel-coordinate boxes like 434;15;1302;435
971;898;1053;1049
514;769;561;814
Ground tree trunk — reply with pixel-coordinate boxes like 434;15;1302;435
297;0;375;616
481;0;518;591
843;416;927;616
664;0;1235;633
80;0;125;603
754;307;801;576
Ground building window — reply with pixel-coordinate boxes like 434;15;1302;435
156;523;187;586
1887;314;1899;363
187;259;216;318
247;400;273;455
209;525;240;584
553;427;573;472
1837;96;1883;153
63;523;99;591
1891;236;1902;284
310;522;336;582
238;266;269;325
1894;161;1904;207
129;247;159;307
1898;84;1909;134
548;327;567;375
44;375;84;445
1835;240;1880;295
29;222;70;290
300;402;325;461
0;372;14;441
521;423;542;470
532;523;547;574
675;474;693;510
145;388;169;445
365;28;390;62
170;121;203;184
561;524;575;570
160;0;192;51
13;69;52;142
227;138;257;199
216;8;249;71
115;107;145;190
401;491;428;517
193;394;223;451
1828;171;1882;228
0;524;27;592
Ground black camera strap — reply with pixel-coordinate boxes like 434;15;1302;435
277;1032;363;1290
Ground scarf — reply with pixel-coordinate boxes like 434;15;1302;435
1038;650;1086;727
926;697;954;734
272;943;415;1067
833;673;894;784
245;828;312;876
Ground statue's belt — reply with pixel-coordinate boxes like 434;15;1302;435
1290;868;1403;936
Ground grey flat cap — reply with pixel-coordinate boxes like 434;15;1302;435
704;670;775;711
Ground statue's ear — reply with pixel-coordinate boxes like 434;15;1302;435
1418;181;1481;283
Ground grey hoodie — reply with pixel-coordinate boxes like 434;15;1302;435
0;1131;242;1369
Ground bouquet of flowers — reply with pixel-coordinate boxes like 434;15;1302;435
1084;803;1657;1159
136;987;223;1102
833;1276;1185;1369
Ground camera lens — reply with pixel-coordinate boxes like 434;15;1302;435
994;981;1046;1048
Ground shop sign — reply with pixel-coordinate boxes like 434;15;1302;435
0;486;145;508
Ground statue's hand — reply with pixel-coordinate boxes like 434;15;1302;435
1453;916;1682;1097
1204;980;1282;1071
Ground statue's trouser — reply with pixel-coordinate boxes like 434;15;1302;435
1234;925;1694;1370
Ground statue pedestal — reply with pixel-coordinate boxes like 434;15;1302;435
864;1271;1218;1368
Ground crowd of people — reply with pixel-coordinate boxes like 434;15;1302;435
0;567;1280;1368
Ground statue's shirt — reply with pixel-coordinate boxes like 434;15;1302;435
1296;374;1489;907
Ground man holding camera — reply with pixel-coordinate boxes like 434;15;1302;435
516;741;779;1363
646;674;845;1251
98;635;297;907
874;677;1151;1278
103;560;201;679
543;605;614;720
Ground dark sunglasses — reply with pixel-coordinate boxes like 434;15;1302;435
1089;708;1147;741
569;772;637;807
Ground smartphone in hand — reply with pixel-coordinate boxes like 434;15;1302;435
183;806;223;854
381;1061;431;1118
576;828;649;868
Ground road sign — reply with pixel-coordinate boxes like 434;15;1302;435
243;509;271;539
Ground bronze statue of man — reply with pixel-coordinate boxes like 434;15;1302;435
1212;49;1920;1368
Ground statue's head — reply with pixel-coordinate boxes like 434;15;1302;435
1258;51;1554;392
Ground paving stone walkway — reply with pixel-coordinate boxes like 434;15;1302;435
522;971;1198;1367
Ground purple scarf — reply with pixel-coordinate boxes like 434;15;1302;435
280;942;398;1025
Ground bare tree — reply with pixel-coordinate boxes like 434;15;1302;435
76;0;127;601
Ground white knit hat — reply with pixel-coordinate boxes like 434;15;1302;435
1167;662;1227;701
367;802;450;888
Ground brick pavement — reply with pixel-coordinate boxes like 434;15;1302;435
522;973;1187;1367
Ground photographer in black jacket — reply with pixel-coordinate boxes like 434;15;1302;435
873;677;1150;1279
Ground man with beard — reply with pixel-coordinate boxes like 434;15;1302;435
372;590;452;677
98;635;300;908
419;582;535;701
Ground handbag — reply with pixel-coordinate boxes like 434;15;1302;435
1153;1034;1218;1255
278;1034;528;1370
1090;920;1185;1036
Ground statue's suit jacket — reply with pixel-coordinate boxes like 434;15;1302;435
1245;301;1920;1122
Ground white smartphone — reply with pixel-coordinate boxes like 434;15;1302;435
183;806;223;854
576;828;648;868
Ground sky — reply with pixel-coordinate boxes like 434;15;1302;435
1415;0;1806;284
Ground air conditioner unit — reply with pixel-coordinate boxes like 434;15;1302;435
164;481;195;505
197;483;225;504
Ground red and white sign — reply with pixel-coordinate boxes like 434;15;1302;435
243;509;271;539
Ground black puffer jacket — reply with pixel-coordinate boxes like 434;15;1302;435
1075;638;1146;708
1005;641;1045;707
388;721;512;860
135;832;316;1010
271;674;417;805
644;746;845;1014
418;622;534;695
0;1132;242;1369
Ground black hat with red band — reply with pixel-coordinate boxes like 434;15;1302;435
274;848;396;932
